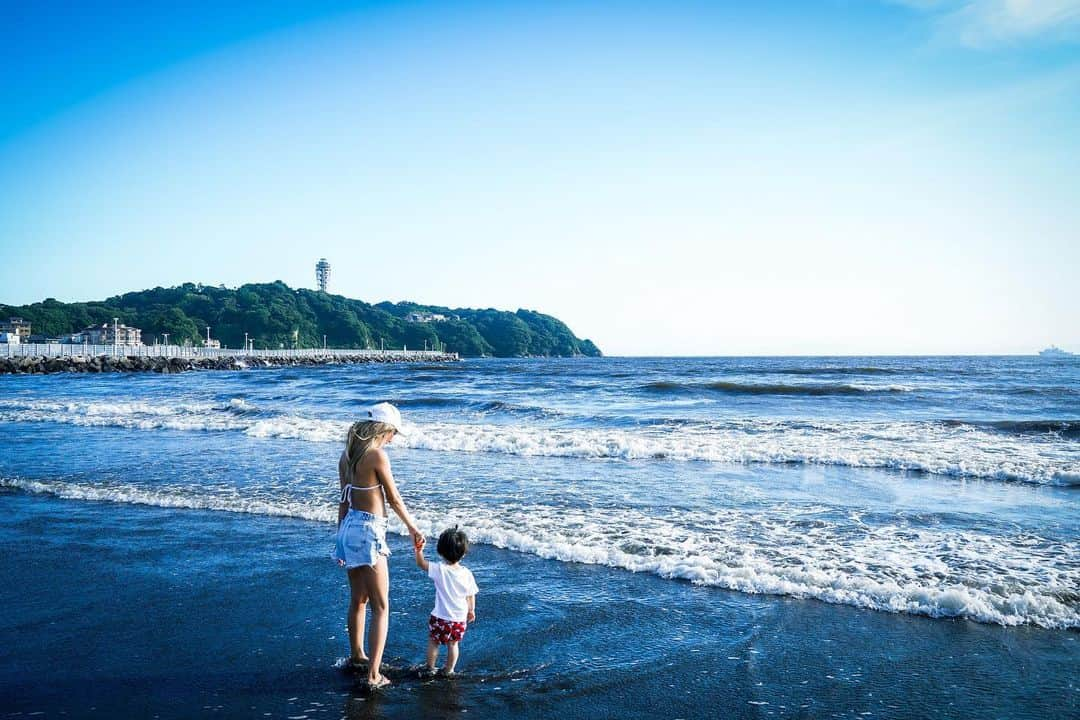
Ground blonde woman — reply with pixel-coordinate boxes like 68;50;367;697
333;402;423;689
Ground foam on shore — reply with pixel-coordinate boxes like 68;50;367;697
4;476;1077;629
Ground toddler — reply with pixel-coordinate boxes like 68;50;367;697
414;526;478;676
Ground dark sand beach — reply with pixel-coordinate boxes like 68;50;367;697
2;492;1075;719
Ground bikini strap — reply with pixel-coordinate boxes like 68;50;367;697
340;483;382;506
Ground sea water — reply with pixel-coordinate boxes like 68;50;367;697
1;356;1077;717
1;356;1077;627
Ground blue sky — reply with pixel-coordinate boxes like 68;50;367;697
1;0;1077;355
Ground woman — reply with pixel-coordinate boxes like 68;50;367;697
333;402;423;689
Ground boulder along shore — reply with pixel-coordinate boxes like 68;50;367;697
0;353;460;375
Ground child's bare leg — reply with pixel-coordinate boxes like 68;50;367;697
425;638;440;670
444;641;460;674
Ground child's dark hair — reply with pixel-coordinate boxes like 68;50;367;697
437;526;469;564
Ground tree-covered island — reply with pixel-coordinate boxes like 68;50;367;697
1;281;602;358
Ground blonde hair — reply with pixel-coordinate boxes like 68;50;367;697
345;420;397;476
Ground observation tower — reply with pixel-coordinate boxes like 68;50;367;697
316;258;330;292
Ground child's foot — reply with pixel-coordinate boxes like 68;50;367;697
439;668;457;677
418;666;438;678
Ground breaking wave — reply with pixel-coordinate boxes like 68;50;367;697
4;477;1077;630
641;380;913;396
943;419;1080;440
0;399;1075;485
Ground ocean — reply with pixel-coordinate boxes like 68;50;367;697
1;356;1077;718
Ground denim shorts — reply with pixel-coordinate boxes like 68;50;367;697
332;509;390;569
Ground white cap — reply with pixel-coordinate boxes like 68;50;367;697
364;402;406;436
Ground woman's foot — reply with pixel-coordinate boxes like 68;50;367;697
367;674;391;690
418;666;438;678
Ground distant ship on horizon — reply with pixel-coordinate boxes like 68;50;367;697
1038;345;1075;358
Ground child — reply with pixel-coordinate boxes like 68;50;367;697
413;526;479;677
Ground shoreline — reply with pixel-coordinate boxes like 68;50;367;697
0;351;460;375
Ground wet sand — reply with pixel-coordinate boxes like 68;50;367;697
1;492;1076;719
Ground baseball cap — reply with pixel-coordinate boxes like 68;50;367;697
365;402;406;436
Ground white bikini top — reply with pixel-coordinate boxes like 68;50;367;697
340;482;383;507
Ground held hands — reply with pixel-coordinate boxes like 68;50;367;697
412;531;429;570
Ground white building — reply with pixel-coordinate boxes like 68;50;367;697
0;332;20;344
81;323;143;346
0;317;31;340
406;311;448;323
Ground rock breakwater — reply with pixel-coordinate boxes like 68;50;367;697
0;353;459;375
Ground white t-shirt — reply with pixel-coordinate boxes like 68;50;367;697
428;562;479;623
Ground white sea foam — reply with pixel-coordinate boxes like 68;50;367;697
5;477;1077;629
0;477;336;523
245;415;346;442
466;507;1079;628
400;420;1079;486
1;399;1076;485
0;398;251;433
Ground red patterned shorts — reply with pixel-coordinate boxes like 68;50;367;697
429;615;467;645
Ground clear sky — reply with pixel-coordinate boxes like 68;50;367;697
1;0;1077;356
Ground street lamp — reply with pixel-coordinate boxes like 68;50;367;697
113;317;119;357
244;332;249;355
163;333;169;357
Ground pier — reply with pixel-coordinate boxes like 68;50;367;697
0;343;458;375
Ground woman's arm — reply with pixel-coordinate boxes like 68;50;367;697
337;451;349;527
372;449;423;542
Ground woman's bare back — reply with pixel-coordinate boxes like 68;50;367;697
339;449;387;516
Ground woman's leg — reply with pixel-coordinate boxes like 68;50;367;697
357;557;390;684
346;567;369;662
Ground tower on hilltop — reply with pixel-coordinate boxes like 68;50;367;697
316;258;330;292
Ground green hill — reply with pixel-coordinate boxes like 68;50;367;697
1;281;602;358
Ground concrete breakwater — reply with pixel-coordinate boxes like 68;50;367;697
0;352;459;375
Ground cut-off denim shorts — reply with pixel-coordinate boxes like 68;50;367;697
332;509;390;569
